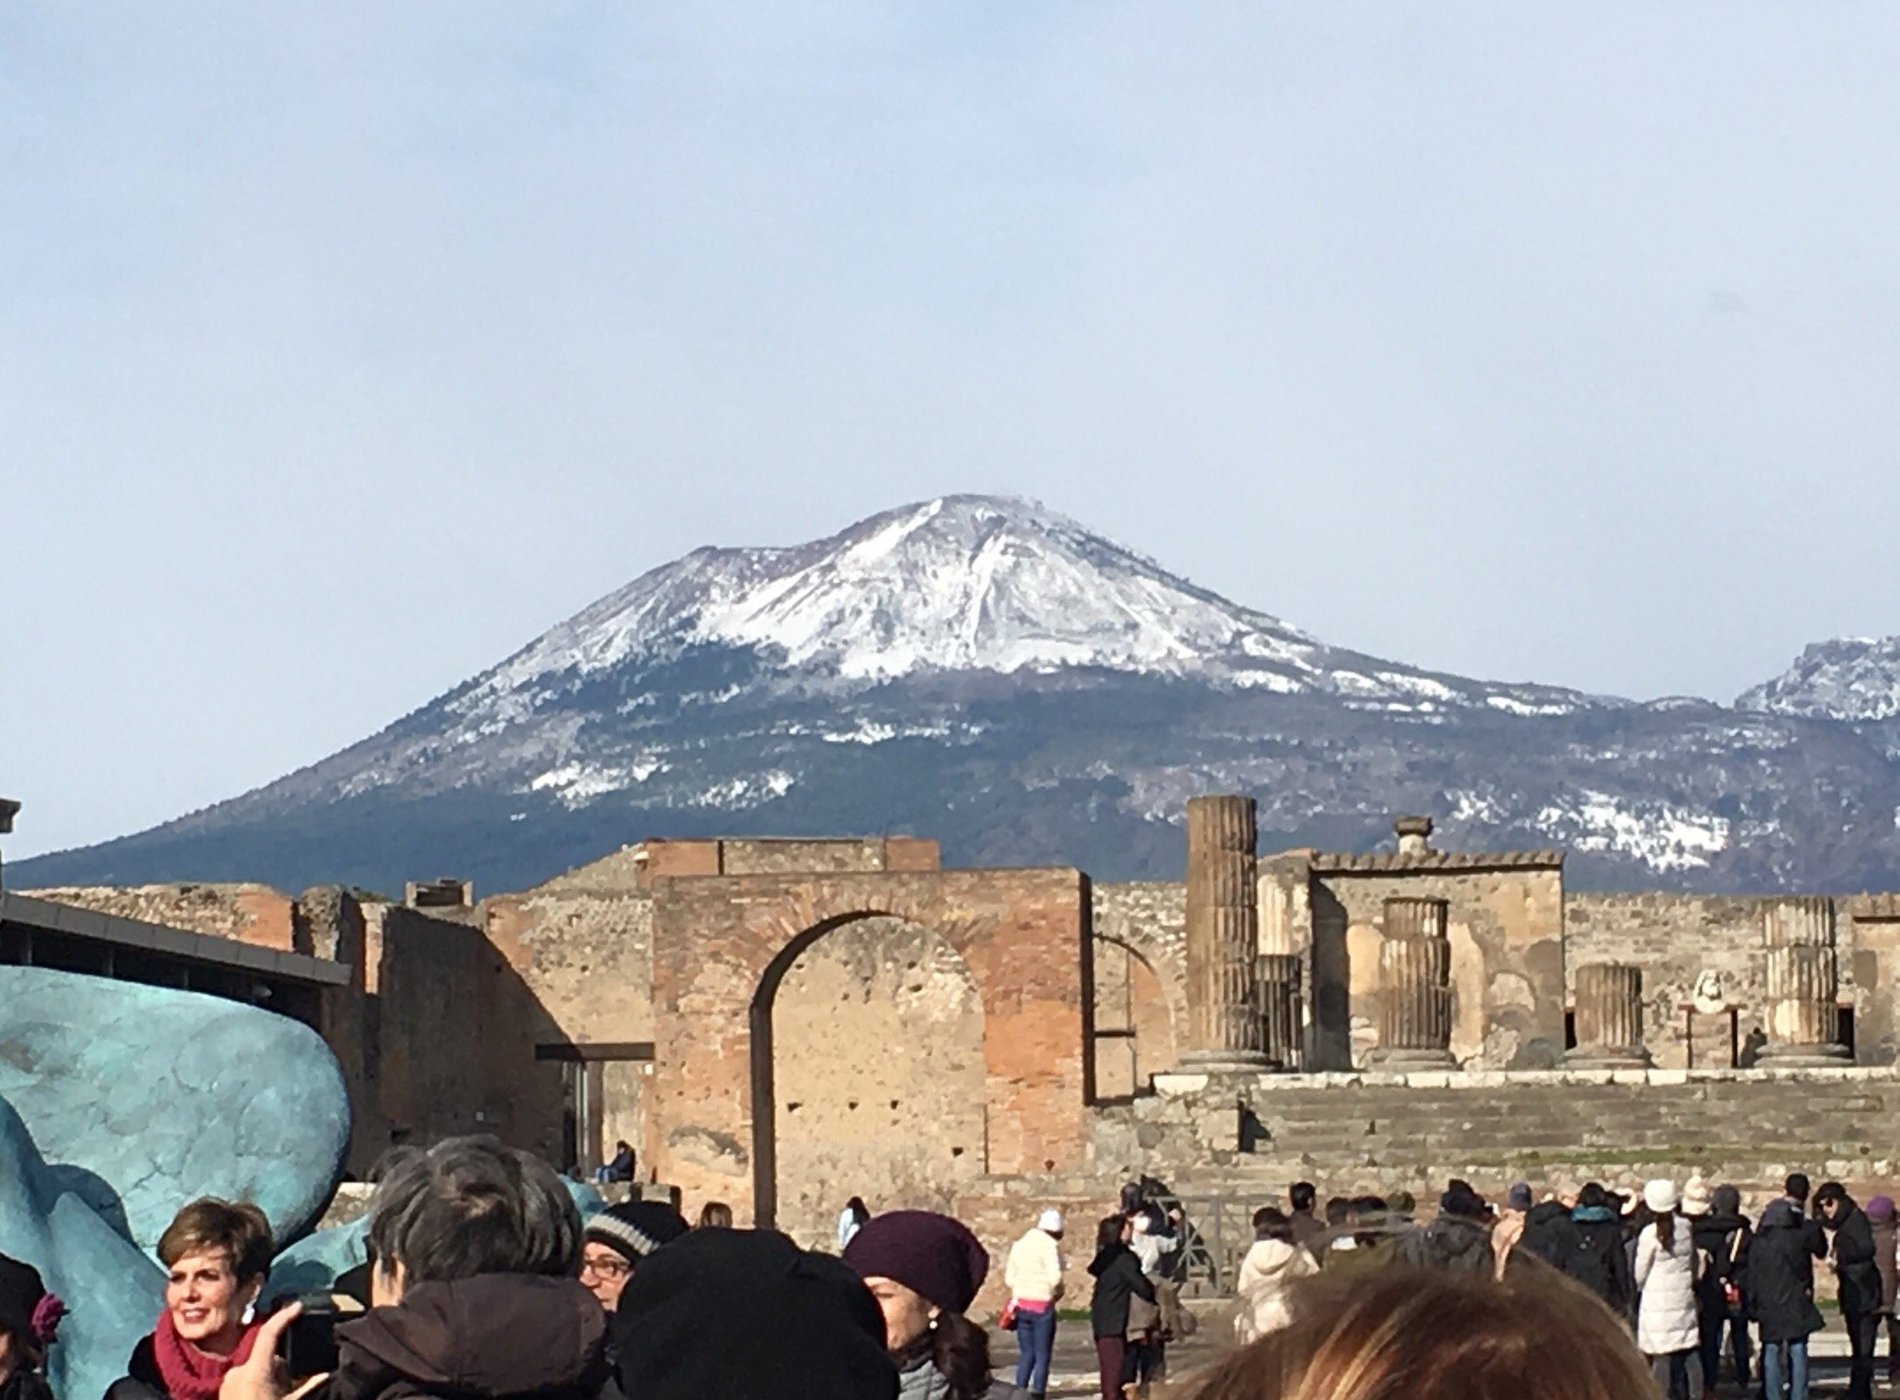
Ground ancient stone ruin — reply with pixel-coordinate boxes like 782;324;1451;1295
16;799;1900;1305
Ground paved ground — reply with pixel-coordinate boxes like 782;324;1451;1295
987;1311;1231;1398
989;1310;1886;1397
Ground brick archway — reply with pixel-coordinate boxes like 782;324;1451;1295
646;868;1091;1226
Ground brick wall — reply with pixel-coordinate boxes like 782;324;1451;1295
368;904;532;1154
645;867;1092;1227
31;883;297;948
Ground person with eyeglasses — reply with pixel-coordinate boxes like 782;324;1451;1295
581;1202;689;1314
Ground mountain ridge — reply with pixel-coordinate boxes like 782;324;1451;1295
15;495;1900;897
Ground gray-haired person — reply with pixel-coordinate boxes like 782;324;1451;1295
227;1136;610;1400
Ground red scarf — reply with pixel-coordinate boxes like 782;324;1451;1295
152;1308;262;1400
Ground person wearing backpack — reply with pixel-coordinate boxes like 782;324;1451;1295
1563;1183;1635;1321
1691;1183;1754;1392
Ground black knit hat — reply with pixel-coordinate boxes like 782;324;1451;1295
613;1228;895;1400
0;1254;59;1355
584;1200;689;1268
841;1210;989;1315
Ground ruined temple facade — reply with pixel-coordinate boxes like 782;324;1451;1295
29;807;1900;1263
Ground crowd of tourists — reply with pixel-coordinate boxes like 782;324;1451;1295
1229;1172;1894;1400
0;1144;1891;1400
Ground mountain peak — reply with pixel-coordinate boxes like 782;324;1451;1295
1738;636;1900;722
468;494;1325;705
31;496;1900;900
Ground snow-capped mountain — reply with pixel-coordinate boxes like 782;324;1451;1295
17;496;1900;897
1739;637;1900;723
459;494;1600;712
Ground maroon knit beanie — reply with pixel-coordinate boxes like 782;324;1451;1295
842;1211;989;1315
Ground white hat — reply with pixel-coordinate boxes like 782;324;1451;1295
1682;1177;1713;1217
1644;1179;1681;1214
1037;1208;1064;1234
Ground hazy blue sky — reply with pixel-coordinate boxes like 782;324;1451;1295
6;4;1900;858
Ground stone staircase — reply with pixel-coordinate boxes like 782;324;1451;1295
1116;1070;1900;1192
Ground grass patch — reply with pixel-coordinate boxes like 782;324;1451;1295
1498;1147;1802;1169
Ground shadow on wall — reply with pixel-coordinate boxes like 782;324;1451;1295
1090;935;1180;1103
1309;885;1352;1070
1740;1026;1768;1068
360;903;588;1176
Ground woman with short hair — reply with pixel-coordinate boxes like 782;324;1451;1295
108;1199;275;1400
226;1136;607;1400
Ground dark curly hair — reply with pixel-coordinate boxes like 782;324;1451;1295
895;1309;993;1400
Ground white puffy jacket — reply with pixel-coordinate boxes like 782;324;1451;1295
1635;1218;1703;1355
1234;1238;1319;1342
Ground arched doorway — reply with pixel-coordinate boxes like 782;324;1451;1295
646;866;1090;1224
1091;936;1180;1100
751;914;986;1241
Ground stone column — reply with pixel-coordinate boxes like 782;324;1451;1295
1375;898;1454;1067
1384;895;1449;942
1257;953;1301;1070
1566;963;1651;1068
1182;795;1270;1069
1760;896;1850;1064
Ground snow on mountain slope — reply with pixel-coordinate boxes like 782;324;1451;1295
1739;637;1900;722
456;494;1603;721
38;492;1896;900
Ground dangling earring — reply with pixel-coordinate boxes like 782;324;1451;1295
928;1312;940;1331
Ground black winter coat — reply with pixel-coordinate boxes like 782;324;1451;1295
1829;1204;1885;1317
1;1369;54;1400
1749;1201;1825;1343
322;1274;609;1400
1520;1202;1580;1271
1564;1213;1635;1316
1397;1215;1494;1275
104;1334;170;1400
1691;1213;1752;1318
1087;1244;1155;1340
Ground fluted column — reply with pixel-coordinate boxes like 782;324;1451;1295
1182;795;1270;1068
1567;963;1651;1068
1257;953;1301;1070
1384;896;1449;942
1759;896;1849;1064
1375;899;1454;1067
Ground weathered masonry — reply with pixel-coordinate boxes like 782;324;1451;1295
27;804;1900;1263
